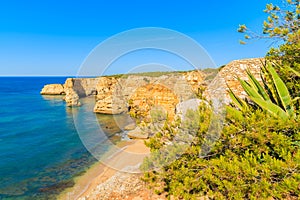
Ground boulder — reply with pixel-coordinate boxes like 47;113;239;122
204;58;264;104
127;127;149;139
124;123;136;131
40;84;65;95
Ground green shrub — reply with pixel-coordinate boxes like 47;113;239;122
142;106;300;199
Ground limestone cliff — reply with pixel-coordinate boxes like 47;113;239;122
93;77;126;114
41;58;265;117
93;71;205;118
205;58;264;104
40;84;65;95
63;78;98;107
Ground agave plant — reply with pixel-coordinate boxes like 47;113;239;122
229;62;295;120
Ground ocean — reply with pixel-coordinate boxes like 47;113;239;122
0;77;131;199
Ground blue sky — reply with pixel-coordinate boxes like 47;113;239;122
0;0;282;76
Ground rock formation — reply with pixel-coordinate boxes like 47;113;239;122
205;58;264;104
41;58;265;119
40;84;65;95
93;71;205;116
127;127;149;139
63;78;80;106
93;77;127;114
129;83;179;120
62;78;98;107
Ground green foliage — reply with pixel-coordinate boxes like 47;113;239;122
238;0;300;107
238;0;299;42
141;2;300;199
142;43;300;200
141;102;211;172
142;106;300;199
229;62;295;120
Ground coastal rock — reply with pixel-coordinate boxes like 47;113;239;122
94;77;127;114
40;84;65;95
41;58;265;115
94;72;205;116
72;78;98;97
64;78;99;106
205;58;264;104
124;123;136;131
63;78;81;106
127;127;149;139
129;83;179;120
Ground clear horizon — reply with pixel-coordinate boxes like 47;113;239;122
0;0;282;76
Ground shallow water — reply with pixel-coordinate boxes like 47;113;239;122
0;77;131;199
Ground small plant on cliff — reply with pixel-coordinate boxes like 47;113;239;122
238;0;300;108
229;62;296;120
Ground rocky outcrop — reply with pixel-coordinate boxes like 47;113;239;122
41;58;265;115
205;58;264;104
93;71;205;116
63;78;81;106
63;78;99;107
93;77;127;114
129;83;179;120
183;70;206;93
124;123;136;131
127;127;149;139
40;84;65;95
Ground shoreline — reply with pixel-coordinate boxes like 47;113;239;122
58;139;154;200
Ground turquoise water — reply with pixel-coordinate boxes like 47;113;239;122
0;77;130;200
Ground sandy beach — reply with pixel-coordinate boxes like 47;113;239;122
58;140;164;200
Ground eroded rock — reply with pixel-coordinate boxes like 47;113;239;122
127;127;149;139
205;58;264;104
124;123;136;131
40;84;65;95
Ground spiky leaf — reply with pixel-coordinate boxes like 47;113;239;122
239;78;265;101
246;69;270;101
228;87;248;111
249;97;289;120
266;64;293;113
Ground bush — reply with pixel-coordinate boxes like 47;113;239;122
142;106;300;199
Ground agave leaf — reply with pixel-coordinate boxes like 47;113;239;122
245;69;259;91
246;69;270;101
266;64;293;113
228;86;248;111
249;97;289;120
239;78;265;101
262;64;280;105
260;71;277;104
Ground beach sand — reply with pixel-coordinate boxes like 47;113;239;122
58;140;165;200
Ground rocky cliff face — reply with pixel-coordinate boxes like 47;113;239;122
129;83;179;120
93;77;125;114
41;58;265;117
93;71;204;118
205;58;264;104
64;78;98;106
